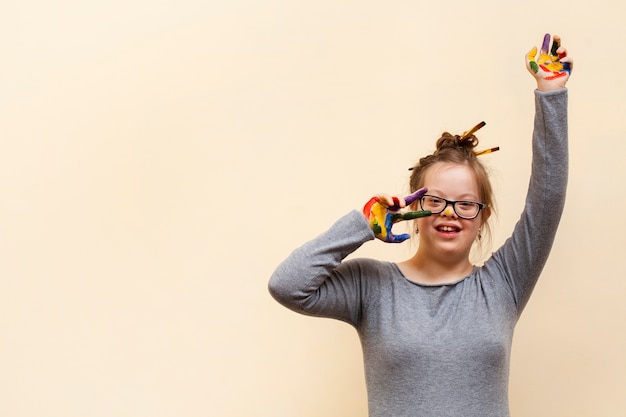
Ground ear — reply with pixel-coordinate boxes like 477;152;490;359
481;206;492;224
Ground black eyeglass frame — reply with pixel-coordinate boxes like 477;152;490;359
419;194;485;220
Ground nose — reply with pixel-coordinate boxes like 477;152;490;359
440;203;457;218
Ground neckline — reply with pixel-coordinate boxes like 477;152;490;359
391;262;476;287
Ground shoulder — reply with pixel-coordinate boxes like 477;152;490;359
335;258;403;291
340;257;397;276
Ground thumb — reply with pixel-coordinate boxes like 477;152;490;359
526;47;539;75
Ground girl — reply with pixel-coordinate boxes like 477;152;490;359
269;34;572;417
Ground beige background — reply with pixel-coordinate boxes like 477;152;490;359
1;1;624;416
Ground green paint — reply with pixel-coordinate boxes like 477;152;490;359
550;39;559;56
529;61;539;74
390;210;432;222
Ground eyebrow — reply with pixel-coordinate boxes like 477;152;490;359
427;190;480;201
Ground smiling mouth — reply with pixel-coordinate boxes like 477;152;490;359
437;225;460;233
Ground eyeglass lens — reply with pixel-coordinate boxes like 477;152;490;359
420;195;481;219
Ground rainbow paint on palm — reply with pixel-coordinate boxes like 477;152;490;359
363;188;431;243
528;33;571;80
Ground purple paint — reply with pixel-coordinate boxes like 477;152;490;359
388;187;428;210
541;33;551;53
404;188;428;205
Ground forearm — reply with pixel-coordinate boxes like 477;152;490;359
490;88;568;312
529;88;569;206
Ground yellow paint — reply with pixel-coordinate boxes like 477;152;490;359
372;203;388;239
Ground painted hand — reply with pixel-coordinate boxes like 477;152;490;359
526;34;573;91
362;187;432;243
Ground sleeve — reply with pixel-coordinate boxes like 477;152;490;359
486;88;568;314
268;210;376;325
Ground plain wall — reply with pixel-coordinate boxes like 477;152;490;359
1;1;624;416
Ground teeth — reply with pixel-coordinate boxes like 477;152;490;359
440;226;457;232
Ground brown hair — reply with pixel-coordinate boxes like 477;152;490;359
408;130;496;251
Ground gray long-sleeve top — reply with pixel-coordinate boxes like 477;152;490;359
269;89;568;417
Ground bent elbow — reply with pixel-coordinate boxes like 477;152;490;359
267;269;298;308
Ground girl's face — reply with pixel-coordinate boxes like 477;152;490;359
416;162;487;261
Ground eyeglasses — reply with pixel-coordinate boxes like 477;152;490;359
419;194;485;220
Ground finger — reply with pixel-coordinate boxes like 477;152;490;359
550;35;560;56
562;60;572;74
382;217;411;243
544;46;572;76
526;47;539;74
559;56;572;63
377;194;396;207
391;196;404;210
541;33;551;54
390;210;432;222
388;233;411;243
403;187;428;206
556;45;570;73
389;187;428;211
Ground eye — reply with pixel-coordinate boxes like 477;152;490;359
426;196;443;206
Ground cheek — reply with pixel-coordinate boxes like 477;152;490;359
464;219;483;235
415;217;431;232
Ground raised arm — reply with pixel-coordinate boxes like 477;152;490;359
488;34;572;312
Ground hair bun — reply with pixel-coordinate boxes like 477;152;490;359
434;121;486;155
435;132;479;154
